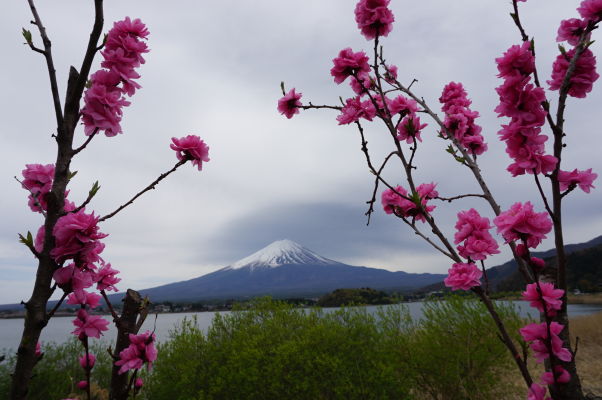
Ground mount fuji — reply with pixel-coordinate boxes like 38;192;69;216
133;239;445;302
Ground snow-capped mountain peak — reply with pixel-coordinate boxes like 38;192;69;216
226;239;340;270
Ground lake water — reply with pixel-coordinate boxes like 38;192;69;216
1;302;601;352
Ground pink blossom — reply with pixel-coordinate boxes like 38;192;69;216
170;135;210;171
495;42;535;78
135;378;144;388
277;88;303;119
81;69;130;137
440;82;487;155
21;164;54;212
558;168;597;193
522;282;564;316
67;290;102;309
337;96;376;125
101;17;149;96
493;202;553;248
51;210;107;266
79;353;96;370
444;262;482;291
383;64;398;84
528;383;550;400
381;183;436;222
77;381;88;390
53;264;94;294
115;331;157;374
578;0;602;22
349;72;374;95
35;341;42;357
354;0;395;40
396;115;427;143
542;366;571;385
72;309;109;339
388;95;418;115
330;48;370;84
557;18;589;46
520;322;572;362
453;209;499;261
95;263;121;292
454;209;490;243
548;48;599;98
495;76;547;124
439;82;472;113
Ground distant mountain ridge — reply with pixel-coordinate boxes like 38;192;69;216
127;239;446;302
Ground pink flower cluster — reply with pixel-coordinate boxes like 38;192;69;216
330;48;370;85
493;202;552;249
548;48;599;98
51;210;107;267
520;322;572;363
277;89;303;119
578;0;602;22
170;135;210;171
115;331;158;374
443;262;482;291
354;0;395;40
495;42;557;176
381;183;438;222
337;96;376;125
21;164;54;212
81;17;149;137
439;82;487;155
392;96;426;144
522;281;564;316
454;208;499;261
72;309;110;340
558;168;597;193
557;18;589;46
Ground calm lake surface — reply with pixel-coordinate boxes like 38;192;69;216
2;302;601;352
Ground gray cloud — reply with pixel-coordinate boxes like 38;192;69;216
1;0;601;303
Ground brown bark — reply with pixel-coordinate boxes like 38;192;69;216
109;289;148;400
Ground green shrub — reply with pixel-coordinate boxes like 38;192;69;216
0;338;113;400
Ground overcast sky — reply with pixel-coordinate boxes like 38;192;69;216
1;0;600;304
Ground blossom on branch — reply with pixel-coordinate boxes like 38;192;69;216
558;168;598;193
381;183;437;222
444;262;482;290
454;208;499;261
277;88;303;119
519;322;572;363
354;0;395;40
337;96;376;125
440;82;487;155
72;309;109;340
522;282;564;316
577;0;602;23
170;135;210;171
548;48;599;98
79;353;96;370
21;163;54;213
330;48;370;84
557;18;589;46
115;330;157;374
493;202;552;249
51;210;107;267
95;263;121;292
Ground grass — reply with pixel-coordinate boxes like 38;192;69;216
570;311;602;396
567;292;602;304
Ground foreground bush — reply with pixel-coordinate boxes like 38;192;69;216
145;297;523;400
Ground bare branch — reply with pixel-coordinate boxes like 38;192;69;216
99;159;187;222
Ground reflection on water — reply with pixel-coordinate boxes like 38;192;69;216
1;301;601;351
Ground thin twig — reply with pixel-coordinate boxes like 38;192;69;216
365;151;399;224
45;292;68;322
434;193;487;202
533;171;554;218
99;159;187;222
26;0;63;129
101;290;120;322
72;129;98;156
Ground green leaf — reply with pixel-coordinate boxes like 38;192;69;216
19;231;33;247
89;181;100;197
67;170;78;181
280;81;286;96
22;28;32;44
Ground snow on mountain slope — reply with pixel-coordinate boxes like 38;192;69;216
226;239;341;270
